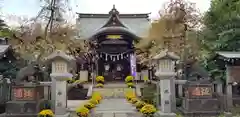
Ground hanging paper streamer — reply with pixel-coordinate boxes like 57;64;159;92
113;57;115;61
98;49;134;61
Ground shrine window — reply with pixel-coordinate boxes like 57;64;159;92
55;62;67;73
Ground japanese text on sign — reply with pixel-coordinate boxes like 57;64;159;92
191;87;211;96
13;88;34;99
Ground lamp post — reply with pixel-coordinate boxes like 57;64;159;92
153;49;179;117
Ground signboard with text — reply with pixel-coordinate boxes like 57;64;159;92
12;87;35;101
185;86;212;98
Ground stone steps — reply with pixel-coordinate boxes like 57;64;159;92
93;87;136;98
68;99;142;117
95;99;135;111
67;100;89;111
93;99;141;117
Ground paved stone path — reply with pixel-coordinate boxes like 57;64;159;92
92;99;142;117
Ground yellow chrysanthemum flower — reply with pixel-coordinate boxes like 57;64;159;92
38;109;54;117
125;76;134;83
96;76;104;82
76;106;89;117
96;83;104;88
140;104;157;114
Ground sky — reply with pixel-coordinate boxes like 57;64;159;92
1;0;211;25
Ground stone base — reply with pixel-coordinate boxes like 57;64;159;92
155;111;176;117
55;113;70;117
224;112;232;117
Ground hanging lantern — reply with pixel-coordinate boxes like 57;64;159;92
121;54;123;59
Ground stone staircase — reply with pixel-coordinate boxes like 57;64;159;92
93;83;136;99
69;83;142;117
92;83;140;117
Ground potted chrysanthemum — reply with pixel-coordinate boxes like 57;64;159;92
140;104;157;117
125;91;136;102
125;76;135;88
84;102;95;110
130;98;138;104
91;92;102;103
76;106;89;117
96;83;104;88
38;109;54;117
96;76;104;88
89;98;99;105
135;101;146;111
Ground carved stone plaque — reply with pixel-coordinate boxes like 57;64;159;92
164;100;170;105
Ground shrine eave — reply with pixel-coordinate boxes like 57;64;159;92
0;45;10;59
77;13;150;19
216;51;240;59
89;26;141;40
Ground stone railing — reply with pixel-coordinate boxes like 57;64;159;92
150;80;187;97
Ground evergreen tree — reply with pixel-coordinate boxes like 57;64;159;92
0;18;20;79
199;0;240;81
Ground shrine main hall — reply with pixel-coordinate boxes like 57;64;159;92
76;5;151;81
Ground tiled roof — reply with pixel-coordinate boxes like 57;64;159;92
45;50;75;62
76;13;151;39
0;45;10;58
217;51;240;58
152;49;180;60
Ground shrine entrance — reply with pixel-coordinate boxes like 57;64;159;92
89;6;139;82
98;55;131;81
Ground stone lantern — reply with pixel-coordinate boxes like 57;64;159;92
152;49;179;117
46;50;75;117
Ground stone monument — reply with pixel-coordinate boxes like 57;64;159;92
153;50;179;117
6;83;44;117
46;50;74;117
180;79;222;116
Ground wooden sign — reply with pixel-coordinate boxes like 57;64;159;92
106;35;122;39
12;87;35;101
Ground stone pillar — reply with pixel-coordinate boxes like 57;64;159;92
160;77;176;113
216;83;223;94
51;78;56;108
178;84;183;97
170;77;176;112
142;70;149;81
51;73;72;117
226;84;233;107
226;65;233;108
79;70;88;81
136;72;140;81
